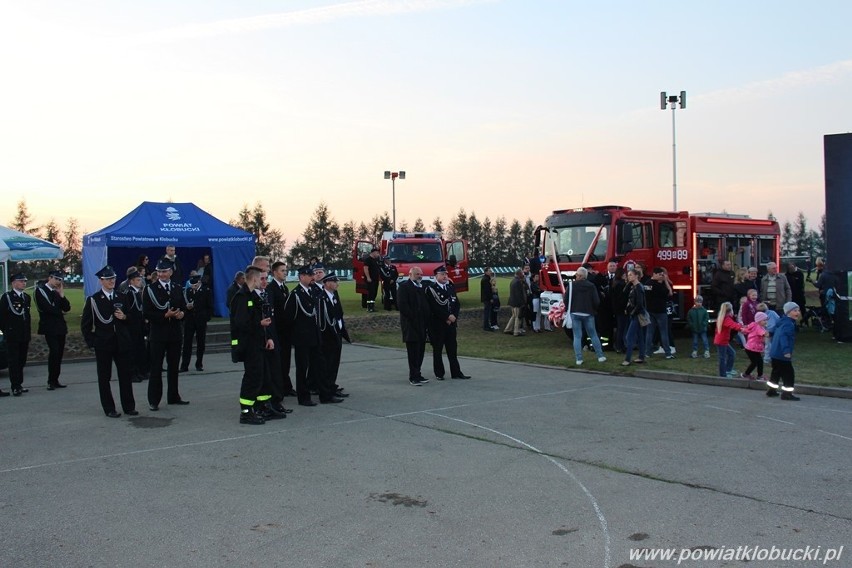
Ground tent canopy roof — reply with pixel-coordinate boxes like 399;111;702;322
0;224;64;262
83;201;254;247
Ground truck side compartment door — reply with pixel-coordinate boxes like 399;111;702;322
446;240;469;292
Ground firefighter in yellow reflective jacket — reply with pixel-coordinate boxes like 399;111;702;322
230;266;274;425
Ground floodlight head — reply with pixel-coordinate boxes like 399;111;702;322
398;171;405;179
679;90;686;109
660;91;667;110
384;171;391;179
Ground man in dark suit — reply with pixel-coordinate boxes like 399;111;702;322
226;271;246;311
283;265;340;406
318;272;351;398
35;269;71;390
0;272;32;397
269;261;296;396
425;266;470;380
180;274;213;372
81;266;136;417
397;266;430;386
143;259;188;410
120;267;149;382
159;245;184;286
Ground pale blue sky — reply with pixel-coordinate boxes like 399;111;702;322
2;0;849;244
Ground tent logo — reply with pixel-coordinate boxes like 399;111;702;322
165;207;181;221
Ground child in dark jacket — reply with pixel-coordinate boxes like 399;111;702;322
713;301;742;378
687;295;710;359
766;302;801;400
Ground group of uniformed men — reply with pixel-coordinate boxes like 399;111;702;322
229;257;351;425
0;249;212;418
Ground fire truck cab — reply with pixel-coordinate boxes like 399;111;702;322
353;231;470;293
534;205;780;319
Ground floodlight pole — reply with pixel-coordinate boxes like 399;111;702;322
383;170;405;232
661;91;686;211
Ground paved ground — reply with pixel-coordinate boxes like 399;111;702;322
1;345;850;568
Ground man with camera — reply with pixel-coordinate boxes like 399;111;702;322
143;259;188;410
36;269;71;390
81;266;136;417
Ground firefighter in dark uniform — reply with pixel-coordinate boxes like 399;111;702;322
0;272;31;396
380;256;399;311
143;259;188;411
35;269;71;390
269;261;296;397
180;274;213;372
230;266;276;425
318;272;352;398
397;266;430;386
425;265;470;380
81;266;137;417
364;248;381;312
283;265;341;405
121;268;149;382
255;268;290;419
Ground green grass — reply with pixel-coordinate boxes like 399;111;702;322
347;280;851;389
40;279;848;389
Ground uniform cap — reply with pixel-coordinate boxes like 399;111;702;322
155;259;174;271
9;272;26;282
321;272;339;283
189;275;201;284
48;270;65;280
96;265;117;279
297;265;314;276
126;267;141;280
312;262;326;272
433;265;448;275
783;301;800;315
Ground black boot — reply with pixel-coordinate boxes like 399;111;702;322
780;392;800;401
239;406;265;425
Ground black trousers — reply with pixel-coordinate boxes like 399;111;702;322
293;344;324;403
239;341;265;406
430;326;462;378
128;327;149;378
44;334;66;384
6;339;29;389
321;339;342;391
148;339;182;405
263;345;284;403
405;341;426;380
744;349;764;376
276;333;294;392
95;345;134;414
366;280;379;306
181;319;207;368
770;359;795;391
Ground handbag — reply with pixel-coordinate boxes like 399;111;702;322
637;310;651;327
563;281;574;329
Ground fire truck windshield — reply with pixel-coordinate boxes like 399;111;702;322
388;243;443;263
547;224;609;262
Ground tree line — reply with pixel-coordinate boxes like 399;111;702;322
6;199;830;277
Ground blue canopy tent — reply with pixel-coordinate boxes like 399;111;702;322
83;202;254;316
0;224;65;294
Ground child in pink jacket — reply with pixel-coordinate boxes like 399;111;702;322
741;311;768;380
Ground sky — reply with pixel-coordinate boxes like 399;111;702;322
2;0;850;246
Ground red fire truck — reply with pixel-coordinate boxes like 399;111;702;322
353;231;470;293
534;205;781;319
